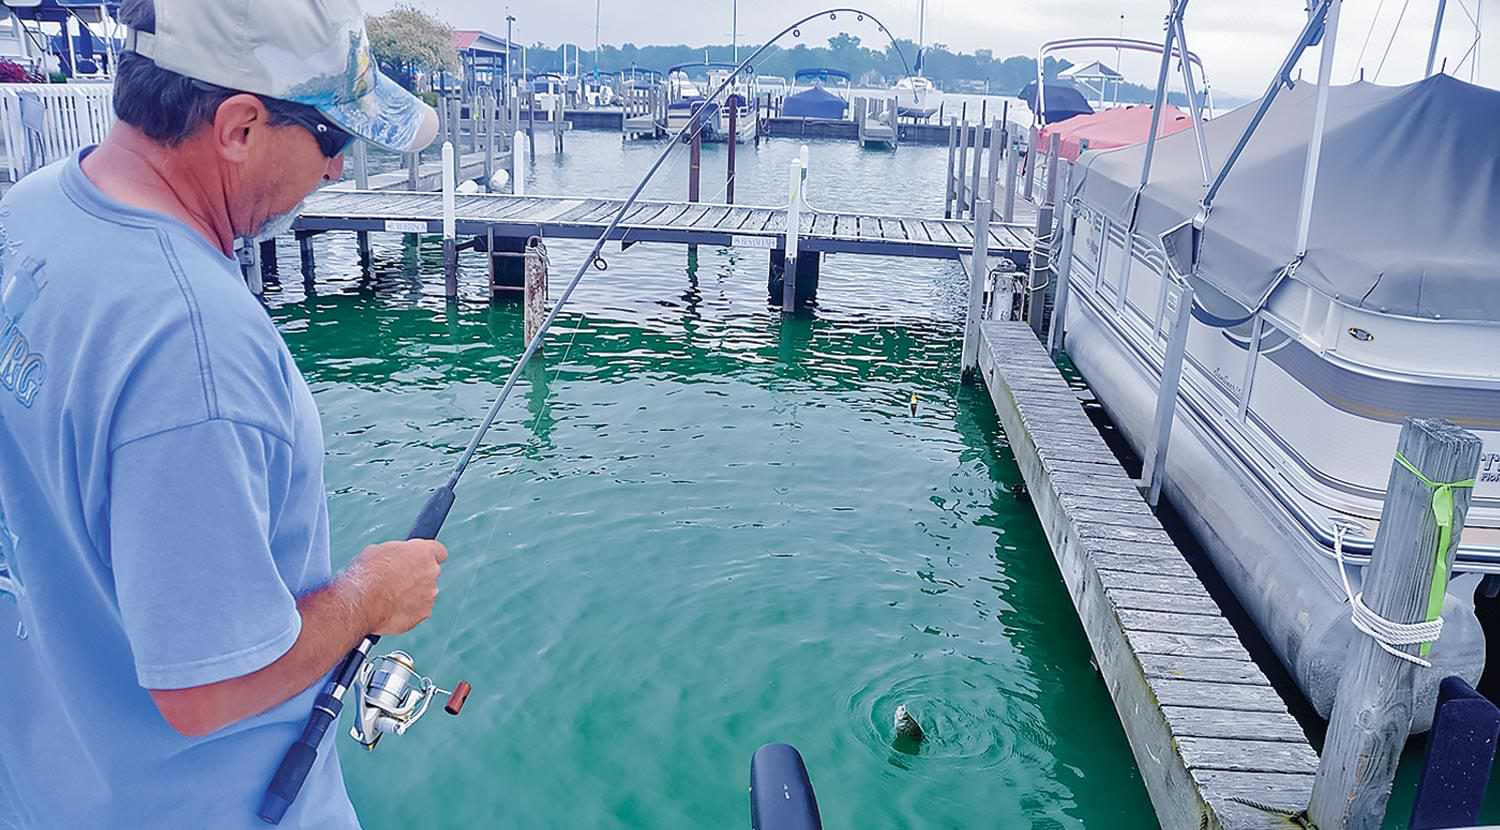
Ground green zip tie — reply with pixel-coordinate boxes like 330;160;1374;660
1394;451;1476;658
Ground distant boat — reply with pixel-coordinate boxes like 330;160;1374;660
665;61;758;143
782;68;850;120
895;0;943;119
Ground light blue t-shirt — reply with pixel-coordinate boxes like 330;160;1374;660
0;149;358;829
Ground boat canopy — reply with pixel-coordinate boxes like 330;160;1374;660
1038;105;1193;161
1018;81;1093;124
781;85;848;119
792;68;851;83
668;61;743;77
1071;75;1500;322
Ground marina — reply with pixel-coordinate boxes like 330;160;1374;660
4;0;1500;827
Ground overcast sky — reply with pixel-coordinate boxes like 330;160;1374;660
365;0;1494;99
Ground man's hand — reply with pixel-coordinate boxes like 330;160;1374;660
348;539;448;636
148;538;447;737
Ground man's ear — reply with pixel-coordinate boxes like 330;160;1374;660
211;94;270;164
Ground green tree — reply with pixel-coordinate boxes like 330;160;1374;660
366;4;460;91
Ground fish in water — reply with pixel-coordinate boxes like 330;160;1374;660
893;704;925;743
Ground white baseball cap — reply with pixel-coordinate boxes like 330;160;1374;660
125;0;440;153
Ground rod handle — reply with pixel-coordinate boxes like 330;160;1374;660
257;739;318;825
407;485;456;541
445;681;472;715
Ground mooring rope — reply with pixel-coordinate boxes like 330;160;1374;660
1332;521;1441;669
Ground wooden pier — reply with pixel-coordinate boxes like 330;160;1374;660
292;190;1034;263
973;319;1318;830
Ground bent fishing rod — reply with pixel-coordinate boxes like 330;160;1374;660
258;9;913;823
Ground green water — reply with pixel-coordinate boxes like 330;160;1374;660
269;133;1158;827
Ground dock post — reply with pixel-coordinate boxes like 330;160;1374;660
1141;278;1196;506
853;96;867;145
979;98;987;125
1026;204;1055;336
406;150;419;192
259;240;278;277
553;96;564;154
955;121;970;220
527;89;536;158
970;117;985;218
1044;132;1062;206
781;158;803;314
239;241;263;296
727;101;737;204
484;90;497;183
297;232;316;283
512;130;525;196
442;141;458;298
353;140;371;267
960;197;993;378
1024;126;1039;202
987;120;1004;206
944;118;958;218
887;95;899;148
1002;133;1019;223
1309;418;1482;830
524;236;548;344
1047;200;1078;358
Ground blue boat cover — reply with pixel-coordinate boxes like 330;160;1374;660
782;86;847;120
1019;81;1094;124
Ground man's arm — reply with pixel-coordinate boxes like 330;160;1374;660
149;539;446;738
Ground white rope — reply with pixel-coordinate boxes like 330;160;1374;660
1332;520;1444;668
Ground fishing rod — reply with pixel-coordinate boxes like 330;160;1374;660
257;9;913;824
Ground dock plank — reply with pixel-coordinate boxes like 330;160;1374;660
975;320;1314;830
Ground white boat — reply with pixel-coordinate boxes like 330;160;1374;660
1052;11;1498;729
665;62;758;144
894;0;943;119
528;72;566;118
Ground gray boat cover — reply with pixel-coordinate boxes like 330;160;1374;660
1070;75;1500;322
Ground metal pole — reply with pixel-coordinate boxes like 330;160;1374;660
1309;419;1482;830
1171;16;1212;184
505;15;514;103
1142;279;1195;507
1426;0;1449;76
1295;0;1342;256
960;197;994;377
1136;0;1187;212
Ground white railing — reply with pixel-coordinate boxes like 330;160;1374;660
1;82;115;181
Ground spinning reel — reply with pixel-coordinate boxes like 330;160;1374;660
349;651;471;750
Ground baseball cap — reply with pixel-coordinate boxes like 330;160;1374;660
125;0;440;153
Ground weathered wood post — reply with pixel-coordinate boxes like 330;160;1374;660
1024;125;1039;202
352;140;372;267
1044;132;1062;205
1002;132;1019;223
1047;200;1078;358
297;232;316;284
955;121;970;220
259;240;278;277
524;236;548;343
1309;418;1482;830
1026;203;1055;336
449;97;463;182
442;141;458;298
781;157;804;314
853;96;867;144
484;90;497;183
239;241;264;296
960;197;993;379
1141;278;1195;506
987;120;1004;206
406;150;419;192
527;87;537;157
553;95;565;154
688;112;702;256
727;100;738;204
970;117;985;217
886;94;899;147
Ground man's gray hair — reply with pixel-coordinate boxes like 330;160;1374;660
114;0;308;146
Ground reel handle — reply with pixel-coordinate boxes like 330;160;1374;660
445;681;472;715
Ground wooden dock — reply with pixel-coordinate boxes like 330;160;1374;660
974;319;1319;830
330;149;503;193
292;191;1035;263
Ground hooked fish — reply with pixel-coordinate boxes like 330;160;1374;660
893;704;925;743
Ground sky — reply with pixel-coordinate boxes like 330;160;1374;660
364;0;1495;99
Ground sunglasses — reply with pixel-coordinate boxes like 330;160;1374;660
278;109;357;159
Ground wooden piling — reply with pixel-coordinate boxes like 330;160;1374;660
942;117;954;220
960;197;993;376
1003;136;1019;223
524;237;548;343
297;232;316;282
1026;204;1054;335
987;120;1004;206
259;240;278;276
353;140;371;263
1309;419;1483;830
406;150;419;192
1024;126;1039;202
970;117;985;218
441;141;458;298
727;102;738;204
688;118;701;255
1044;132;1063;206
955;122;970;220
781;158;803;314
527;88;537;157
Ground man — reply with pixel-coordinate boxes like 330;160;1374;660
0;1;448;826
